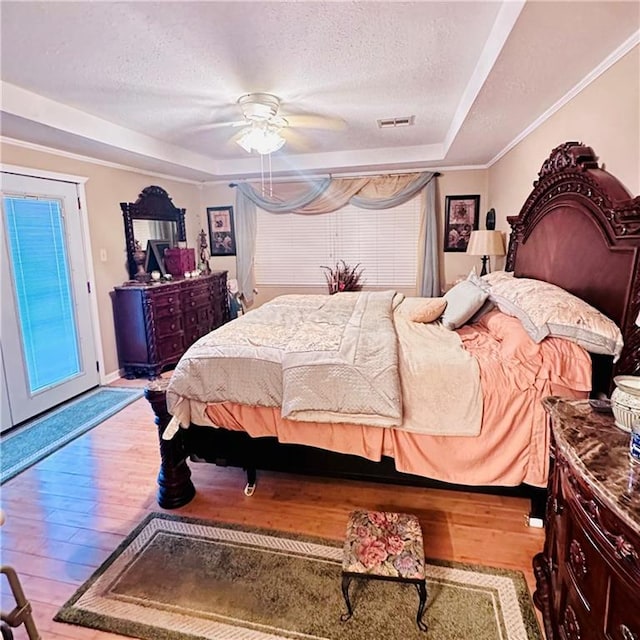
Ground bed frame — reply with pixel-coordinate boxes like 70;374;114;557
146;142;640;517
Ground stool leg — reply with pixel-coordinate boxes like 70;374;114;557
415;580;428;631
340;575;353;622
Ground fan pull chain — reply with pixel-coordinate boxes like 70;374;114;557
268;152;273;197
260;153;265;196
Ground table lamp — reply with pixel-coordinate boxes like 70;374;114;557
466;230;506;276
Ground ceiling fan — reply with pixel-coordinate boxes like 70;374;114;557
207;93;345;155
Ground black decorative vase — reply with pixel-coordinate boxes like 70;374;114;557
485;208;496;230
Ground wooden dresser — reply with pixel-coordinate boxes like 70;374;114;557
113;271;229;378
534;397;640;640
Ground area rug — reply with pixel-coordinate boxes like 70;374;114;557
1;386;143;484
55;512;542;640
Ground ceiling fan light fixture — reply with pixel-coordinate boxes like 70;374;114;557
236;123;286;155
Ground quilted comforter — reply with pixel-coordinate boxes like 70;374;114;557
167;291;404;428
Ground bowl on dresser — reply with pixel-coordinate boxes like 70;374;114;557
611;375;640;432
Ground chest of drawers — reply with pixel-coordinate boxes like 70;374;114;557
113;272;229;378
534;398;640;640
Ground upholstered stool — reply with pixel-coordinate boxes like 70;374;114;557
341;510;428;631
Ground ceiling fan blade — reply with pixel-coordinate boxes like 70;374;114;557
205;119;247;129
281;128;311;152
285;114;346;131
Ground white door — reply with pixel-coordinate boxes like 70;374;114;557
1;172;99;429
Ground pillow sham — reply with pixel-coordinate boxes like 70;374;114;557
408;298;448;324
441;280;489;330
467;268;491;292
481;270;514;286
488;276;623;359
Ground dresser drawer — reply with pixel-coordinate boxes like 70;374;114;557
185;324;210;346
607;576;640;640
147;286;181;306
157;334;184;362
155;315;183;338
557;588;604;640
562;465;640;585
181;281;211;305
149;290;182;318
560;509;609;615
184;306;211;328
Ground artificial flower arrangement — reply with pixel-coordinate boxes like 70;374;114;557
320;260;365;294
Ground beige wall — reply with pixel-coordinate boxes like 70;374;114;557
488;47;639;235
1;142;203;378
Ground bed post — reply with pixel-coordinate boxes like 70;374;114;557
145;379;196;509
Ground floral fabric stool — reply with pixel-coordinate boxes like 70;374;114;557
341;510;428;631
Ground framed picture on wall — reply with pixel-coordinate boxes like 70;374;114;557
443;195;480;252
207;206;237;256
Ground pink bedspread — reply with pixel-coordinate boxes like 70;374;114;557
205;310;591;488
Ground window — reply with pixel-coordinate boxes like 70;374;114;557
255;198;421;287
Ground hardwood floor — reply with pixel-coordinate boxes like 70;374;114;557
0;379;546;639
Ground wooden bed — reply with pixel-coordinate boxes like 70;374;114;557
146;142;640;517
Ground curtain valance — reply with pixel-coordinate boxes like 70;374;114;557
233;172;436;214
231;172;440;305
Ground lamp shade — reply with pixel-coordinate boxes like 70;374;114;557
466;230;505;256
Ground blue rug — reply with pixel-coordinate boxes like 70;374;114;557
1;387;143;484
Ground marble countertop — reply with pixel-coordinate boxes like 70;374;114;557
543;396;640;533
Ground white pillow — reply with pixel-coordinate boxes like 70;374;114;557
488;276;623;359
441;280;489;330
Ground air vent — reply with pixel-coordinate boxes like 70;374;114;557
377;116;415;129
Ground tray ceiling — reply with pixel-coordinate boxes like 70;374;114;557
1;1;638;181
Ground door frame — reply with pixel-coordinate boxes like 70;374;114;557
1;163;106;385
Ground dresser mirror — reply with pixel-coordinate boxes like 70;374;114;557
121;186;187;280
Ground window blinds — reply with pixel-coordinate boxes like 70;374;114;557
4;197;81;392
255;198;421;287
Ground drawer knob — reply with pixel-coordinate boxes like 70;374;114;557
170;323;176;330
169;307;174;314
621;625;638;640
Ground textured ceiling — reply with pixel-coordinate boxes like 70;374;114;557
1;1;638;181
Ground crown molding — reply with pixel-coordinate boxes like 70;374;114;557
488;31;640;168
1;136;201;185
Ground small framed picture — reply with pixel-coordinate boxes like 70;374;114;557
207;206;236;256
144;239;170;276
443;195;480;252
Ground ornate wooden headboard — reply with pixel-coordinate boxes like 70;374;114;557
505;142;640;390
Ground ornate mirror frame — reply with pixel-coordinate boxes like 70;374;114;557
121;186;187;280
